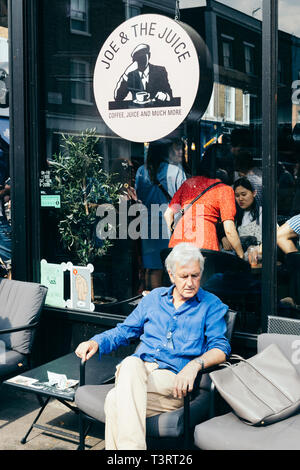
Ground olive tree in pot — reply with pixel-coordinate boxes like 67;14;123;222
50;129;122;302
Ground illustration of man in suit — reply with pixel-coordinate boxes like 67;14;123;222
114;44;173;103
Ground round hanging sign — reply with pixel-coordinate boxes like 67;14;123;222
93;14;213;142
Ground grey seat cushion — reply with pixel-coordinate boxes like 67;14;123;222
194;411;300;450
146;389;210;438
75;384;210;438
0;349;28;380
75;384;114;423
0;279;47;355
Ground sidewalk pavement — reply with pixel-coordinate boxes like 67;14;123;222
0;383;105;450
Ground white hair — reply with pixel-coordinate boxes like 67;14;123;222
165;243;205;274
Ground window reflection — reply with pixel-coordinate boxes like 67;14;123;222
38;0;269;330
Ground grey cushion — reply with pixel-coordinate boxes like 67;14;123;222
0;279;47;355
258;333;300;375
146;389;210;438
75;384;210;438
0;349;28;380
194;411;300;450
75;384;114;422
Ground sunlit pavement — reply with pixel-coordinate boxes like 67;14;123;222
0;384;105;450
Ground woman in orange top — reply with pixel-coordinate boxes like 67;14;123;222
164;162;244;259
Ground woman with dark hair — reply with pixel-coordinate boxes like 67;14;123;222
233;177;262;244
135;139;187;290
164;156;244;258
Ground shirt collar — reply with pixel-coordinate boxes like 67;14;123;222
161;285;203;303
139;66;149;78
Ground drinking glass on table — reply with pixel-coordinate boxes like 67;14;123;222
248;246;258;267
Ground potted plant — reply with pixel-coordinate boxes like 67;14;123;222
50;129;122;301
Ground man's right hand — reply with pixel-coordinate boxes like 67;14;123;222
75;340;99;362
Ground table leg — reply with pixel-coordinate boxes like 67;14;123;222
21;396;51;444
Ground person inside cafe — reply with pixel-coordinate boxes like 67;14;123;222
233;150;262;206
75;242;230;450
135;139;186;290
277;214;300;254
221;177;262;254
164;153;244;259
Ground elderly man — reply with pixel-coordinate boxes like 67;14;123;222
75;243;230;450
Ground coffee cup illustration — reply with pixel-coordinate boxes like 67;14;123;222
136;91;150;102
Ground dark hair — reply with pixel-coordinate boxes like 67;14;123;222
146;139;186;182
230;128;252;148
146;142;168;183
234;150;254;173
198;144;224;178
233;177;260;227
199;143;234;180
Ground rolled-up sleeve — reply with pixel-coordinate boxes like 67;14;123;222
204;299;231;357
90;297;147;359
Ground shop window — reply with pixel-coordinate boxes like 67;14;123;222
244;43;255;75
222;38;233;69
36;0;266;332
224;86;235;121
70;60;92;104
203;84;215;119
70;0;89;34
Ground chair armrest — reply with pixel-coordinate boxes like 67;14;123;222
183;361;230;446
80;359;86;387
0;321;39;335
191;363;226;398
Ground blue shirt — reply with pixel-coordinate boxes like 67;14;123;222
91;286;230;374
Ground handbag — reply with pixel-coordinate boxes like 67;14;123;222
170;181;223;233
209;343;300;426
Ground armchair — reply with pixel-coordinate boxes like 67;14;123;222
0;278;48;382
194;333;300;450
75;309;237;450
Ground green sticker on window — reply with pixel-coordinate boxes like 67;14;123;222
41;194;61;208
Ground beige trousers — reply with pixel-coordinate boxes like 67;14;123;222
104;356;184;450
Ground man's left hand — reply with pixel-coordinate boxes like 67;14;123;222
173;360;201;399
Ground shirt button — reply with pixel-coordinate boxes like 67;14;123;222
173;316;177;319
156;348;160;352
163;344;167;347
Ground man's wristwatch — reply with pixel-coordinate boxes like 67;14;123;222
194;357;205;370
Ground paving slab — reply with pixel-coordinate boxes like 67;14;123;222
0;384;105;450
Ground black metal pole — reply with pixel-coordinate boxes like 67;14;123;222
262;0;278;332
9;0;41;282
9;0;29;281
